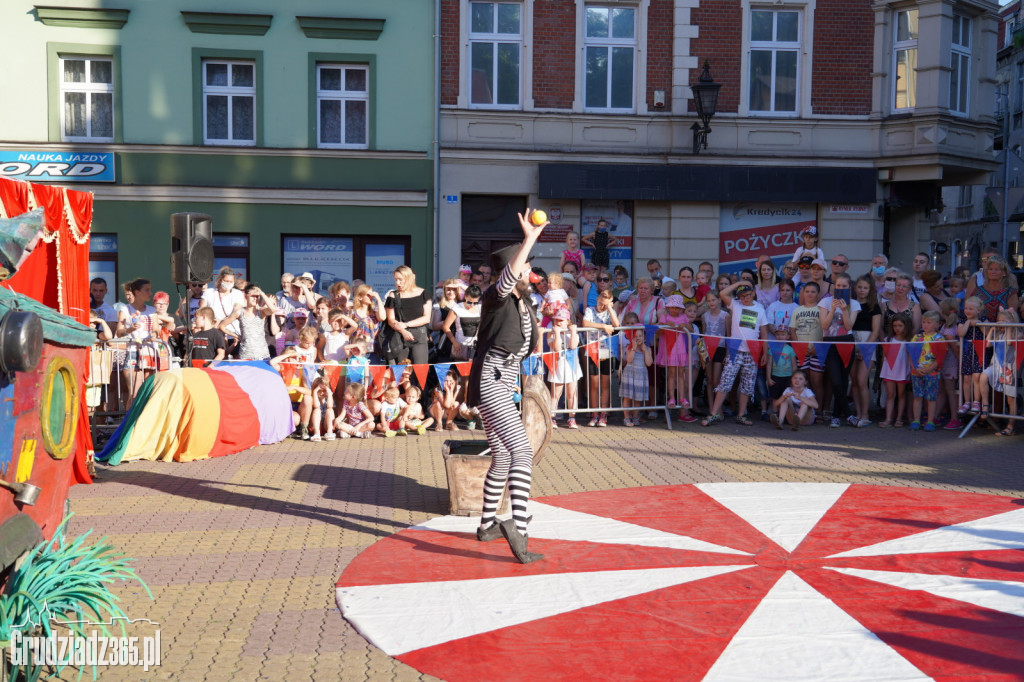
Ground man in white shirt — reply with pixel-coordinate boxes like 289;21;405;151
89;277;118;324
910;252;929;302
702;282;768;427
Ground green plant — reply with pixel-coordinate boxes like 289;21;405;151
0;515;152;681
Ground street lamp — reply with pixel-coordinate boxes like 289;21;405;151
691;60;722;154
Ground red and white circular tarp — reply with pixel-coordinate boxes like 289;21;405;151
336;483;1024;681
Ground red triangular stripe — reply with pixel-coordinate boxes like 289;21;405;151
835;342;854;368
412;363;429;388
882;343;901;370
973;338;987;366
790;341;808;366
703;335;721;360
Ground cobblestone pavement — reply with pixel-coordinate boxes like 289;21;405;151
66;417;1024;681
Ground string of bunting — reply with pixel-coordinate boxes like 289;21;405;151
260;329;1022;390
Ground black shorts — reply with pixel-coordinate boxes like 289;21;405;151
587;356;618;375
769;375;792;401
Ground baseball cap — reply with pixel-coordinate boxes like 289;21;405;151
801;226;817;236
459;264;473;274
810;258;828;270
735;284;754;295
554;308;571;321
798;255;815;268
293;308;309;318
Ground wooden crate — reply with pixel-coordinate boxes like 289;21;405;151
441;440;509;516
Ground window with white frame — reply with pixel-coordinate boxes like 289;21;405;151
60;56;114;141
317;64;369;148
893;9;918;111
203;60;255;146
469;1;522;107
584;5;636;112
949;14;971;115
748;9;800;114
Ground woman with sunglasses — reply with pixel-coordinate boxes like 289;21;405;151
430;278;462;361
442;285;482;361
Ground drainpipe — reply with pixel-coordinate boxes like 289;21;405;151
432;0;442;285
1003;88;1011;260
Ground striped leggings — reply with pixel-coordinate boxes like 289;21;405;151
478;351;534;533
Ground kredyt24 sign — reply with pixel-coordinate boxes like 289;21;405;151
0;151;115;182
719;203;816;274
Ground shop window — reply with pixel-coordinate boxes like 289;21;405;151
281;235;410;297
88;233;118;306
213;233;250;281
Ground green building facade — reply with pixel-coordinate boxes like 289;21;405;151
0;1;435;302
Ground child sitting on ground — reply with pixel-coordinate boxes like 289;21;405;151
401;384;433;435
773;369;818;430
333;382;374;438
430;369;469;431
308;373;336;441
376;386;408;437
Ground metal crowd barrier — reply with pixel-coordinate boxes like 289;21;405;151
958;322;1024;438
88;338;178;445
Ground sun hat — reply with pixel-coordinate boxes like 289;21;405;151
665;294;685;309
554;308;571;321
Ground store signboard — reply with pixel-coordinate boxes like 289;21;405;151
719;202;815;274
0;151;115;182
282;236;353;296
364;243;406;295
580;200;633;276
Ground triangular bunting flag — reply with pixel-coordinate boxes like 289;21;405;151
882;343;901;371
724;337;741;362
930;339;948;368
411;364;429;388
767;340;787;363
790;341;808;366
433;363;452;383
302;363;319;389
542;351;557;375
1016;341;1024;371
456;361;472;376
972;338;987;366
704;334;722;361
992;339;1006;367
835;342;854;368
857;342;877;365
322;364;344;391
745;339;763;361
585;341;599;368
278;362;298;384
370;365;391;389
346;363;365;384
191;359;207;369
608;334;621;360
390;365;408;384
644;324;658;346
812;342;831;364
906;342;924;370
521;355;542;376
662;329;677;355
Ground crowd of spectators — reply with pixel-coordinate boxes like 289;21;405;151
87;224;1024;440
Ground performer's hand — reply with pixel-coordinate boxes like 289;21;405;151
518;207;548;241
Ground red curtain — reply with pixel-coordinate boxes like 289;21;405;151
0;178;94;484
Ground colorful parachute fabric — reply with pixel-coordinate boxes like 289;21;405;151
97;361;293;465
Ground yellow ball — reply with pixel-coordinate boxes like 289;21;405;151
530;210;548;226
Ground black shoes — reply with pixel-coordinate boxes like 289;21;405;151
476;522;502;542
499;519;544;564
476;516;533;542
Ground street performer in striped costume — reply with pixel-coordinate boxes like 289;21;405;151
467;209;546;563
